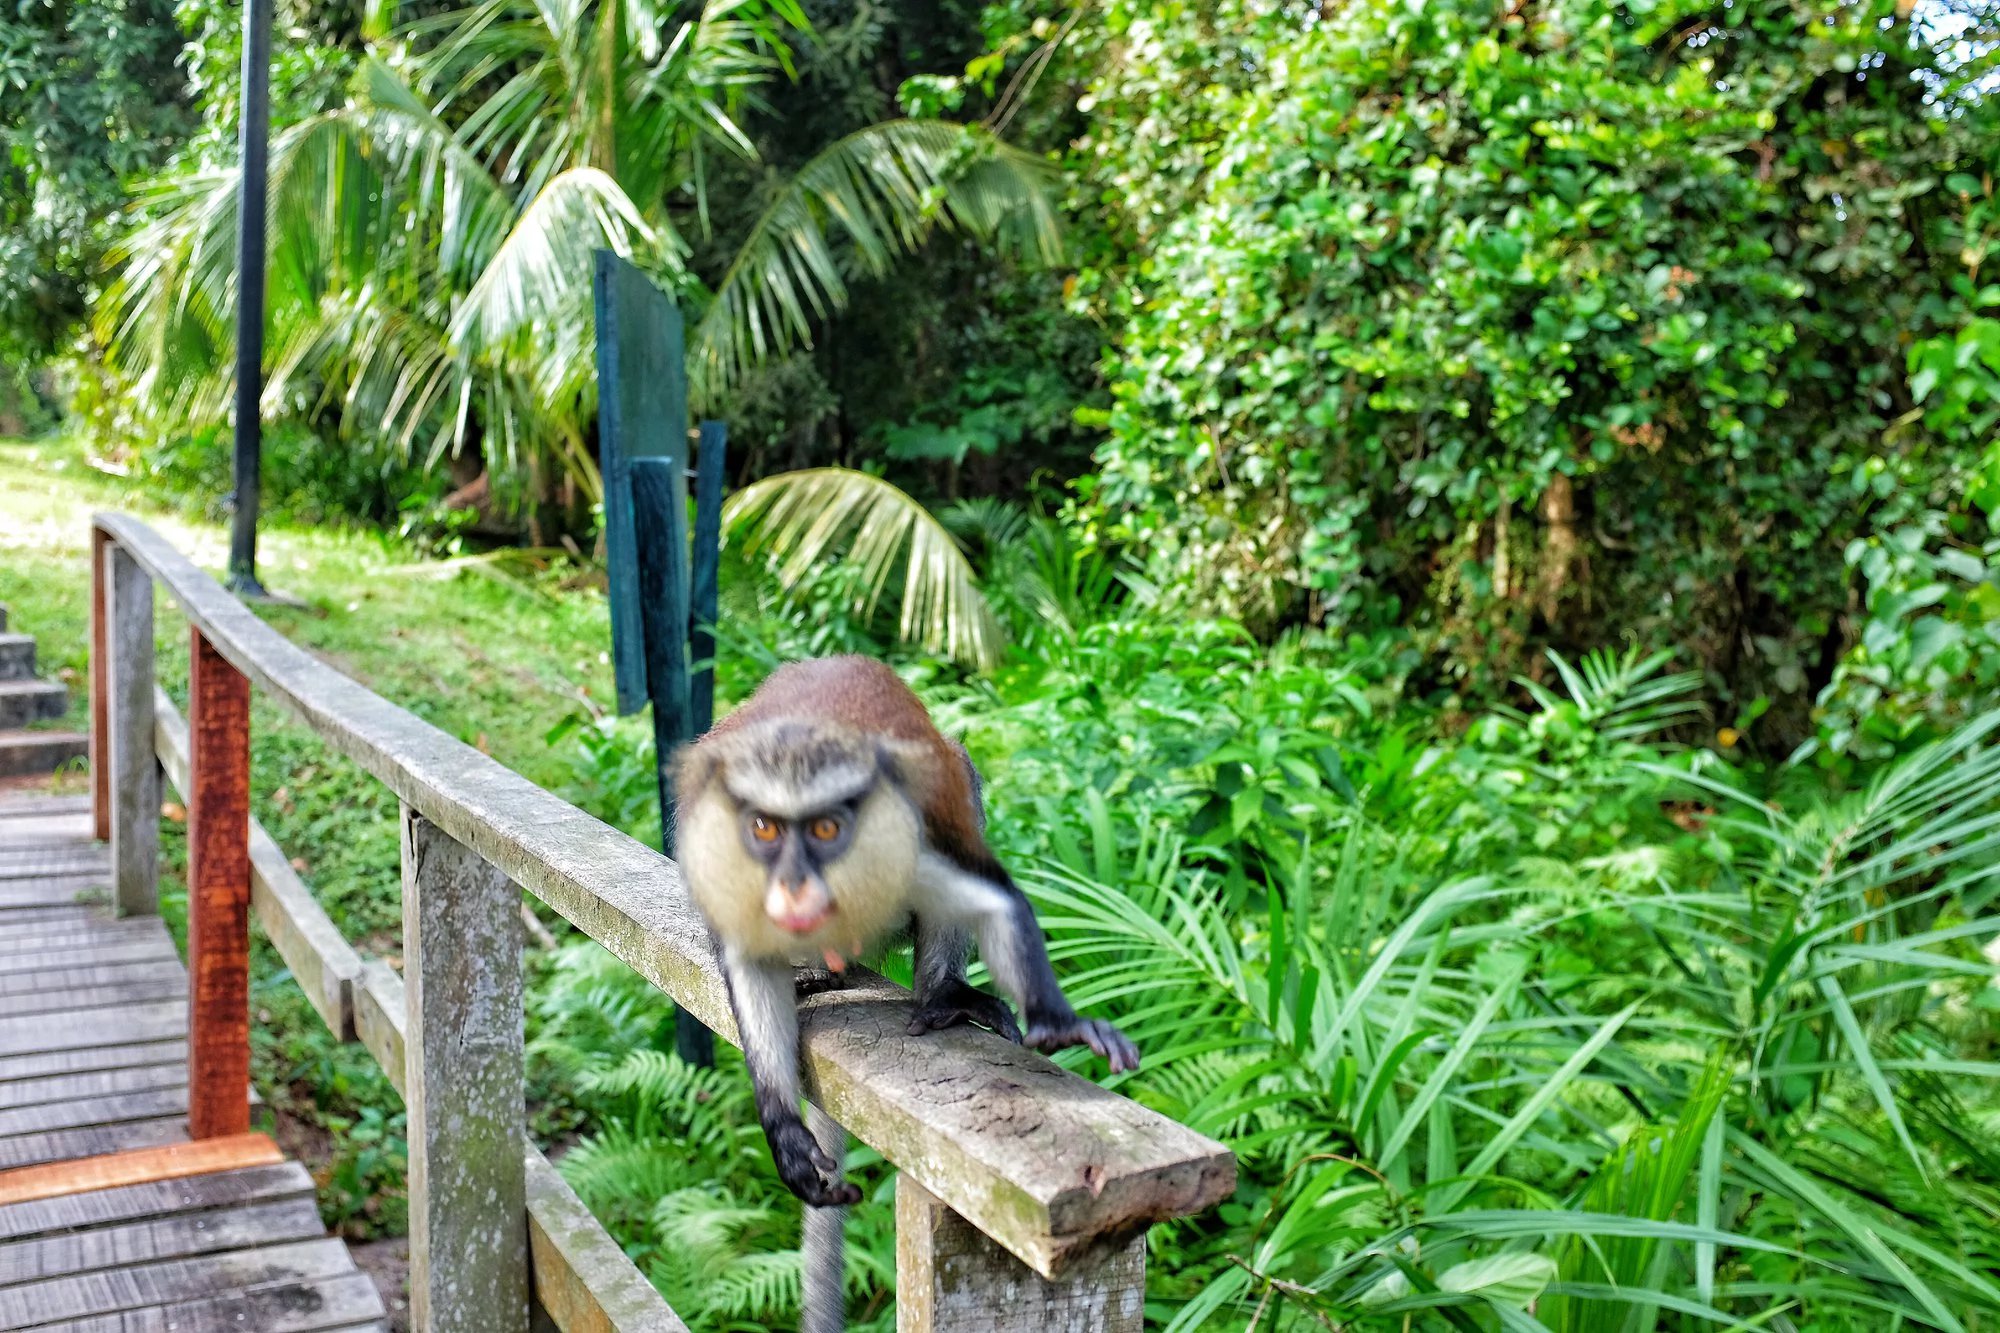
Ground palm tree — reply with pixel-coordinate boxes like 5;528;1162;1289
101;0;1059;510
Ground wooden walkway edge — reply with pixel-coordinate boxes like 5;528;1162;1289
0;790;388;1332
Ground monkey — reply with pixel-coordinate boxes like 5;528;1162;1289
673;655;1140;1211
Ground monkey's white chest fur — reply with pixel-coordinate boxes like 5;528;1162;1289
678;785;923;965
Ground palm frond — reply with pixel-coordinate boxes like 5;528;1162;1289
689;119;1060;408
451;166;657;350
724;467;1006;671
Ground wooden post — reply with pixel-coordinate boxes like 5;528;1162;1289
895;1177;1146;1333
108;545;159;917
688;420;727;735
187;627;252;1139
89;527;111;841
401;805;529;1333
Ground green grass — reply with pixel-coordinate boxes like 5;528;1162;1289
0;432;634;1233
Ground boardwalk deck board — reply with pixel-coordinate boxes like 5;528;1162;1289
0;940;179;976
0;1195;326;1283
0;790;387;1331
0;1065;189;1112
0;1163;313;1241
0;1088;192;1139
18;1271;387;1332
0;1118;191;1170
0;1042;188;1085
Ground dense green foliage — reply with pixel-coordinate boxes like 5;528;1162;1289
1030;0;2000;742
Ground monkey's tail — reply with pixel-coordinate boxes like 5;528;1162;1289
801;1105;847;1333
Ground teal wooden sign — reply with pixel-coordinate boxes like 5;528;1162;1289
593;250;689;718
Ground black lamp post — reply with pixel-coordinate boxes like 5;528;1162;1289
227;0;272;596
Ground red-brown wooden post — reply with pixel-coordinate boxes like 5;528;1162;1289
187;626;252;1139
89;527;111;842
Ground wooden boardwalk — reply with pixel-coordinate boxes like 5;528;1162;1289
0;790;387;1332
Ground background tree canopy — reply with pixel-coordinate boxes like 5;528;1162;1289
33;0;2000;749
1034;0;2000;747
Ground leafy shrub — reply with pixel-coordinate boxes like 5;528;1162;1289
1023;0;2000;741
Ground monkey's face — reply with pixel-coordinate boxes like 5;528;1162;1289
678;724;924;962
739;804;855;934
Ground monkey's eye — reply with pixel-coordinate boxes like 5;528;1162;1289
750;815;780;843
808;816;841;842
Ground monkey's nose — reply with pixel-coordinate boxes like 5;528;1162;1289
766;877;834;934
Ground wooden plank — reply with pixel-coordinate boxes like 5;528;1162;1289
0;905;99;927
0;813;99;844
526;1148;689;1333
0;1088;187;1139
0;862;108;886
402;807;528;1333
896;1176;1146;1333
0;1162;310;1242
687;420;727;738
590;252;688;718
0;960;185;1001
0;940;178;977
0;1118;188;1171
0;795;92;819
350;962;405;1098
155;687;361;1039
795;980;1236;1276
0;1236;357;1325
0;1005;185;1059
22;1270;386;1333
0;880;109;910
0;1194;323;1284
0;1064;186;1112
0;844;109;868
0;841;109;861
186;629;251;1141
0;916;170;951
0;975;185;1019
0;1132;281;1206
0;1042;187;1085
90;526;110;842
108;542;159;917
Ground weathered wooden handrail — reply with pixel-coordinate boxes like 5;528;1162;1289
90;512;1236;1333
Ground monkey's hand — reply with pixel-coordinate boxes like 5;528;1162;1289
794;967;846;999
907;980;1021;1043
770;1119;861;1208
1025;1013;1141;1074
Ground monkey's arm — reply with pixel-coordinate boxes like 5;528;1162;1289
916;852;1139;1072
907;918;1021;1041
720;948;862;1207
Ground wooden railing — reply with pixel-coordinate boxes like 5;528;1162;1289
88;513;1237;1333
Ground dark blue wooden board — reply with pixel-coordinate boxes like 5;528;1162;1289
592;251;689;717
689;421;727;736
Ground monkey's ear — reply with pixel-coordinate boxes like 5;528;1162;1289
876;738;947;808
675;744;722;806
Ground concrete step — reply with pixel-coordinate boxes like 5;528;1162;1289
0;731;87;778
0;680;66;730
0;634;34;682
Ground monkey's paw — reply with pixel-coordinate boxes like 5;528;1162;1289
907;982;1021;1043
771;1121;861;1208
1025;1014;1141;1074
795;968;846;999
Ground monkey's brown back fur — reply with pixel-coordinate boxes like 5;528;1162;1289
703;656;986;862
